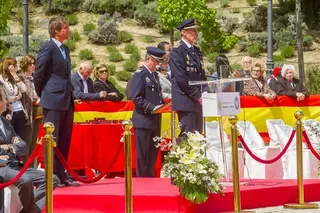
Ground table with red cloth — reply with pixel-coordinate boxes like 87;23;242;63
38;123;162;175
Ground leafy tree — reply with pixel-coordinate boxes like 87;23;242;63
0;0;11;57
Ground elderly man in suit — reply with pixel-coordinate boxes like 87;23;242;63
169;18;206;138
34;16;79;187
0;87;59;213
71;61;107;101
130;47;166;177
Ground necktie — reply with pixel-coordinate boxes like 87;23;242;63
152;72;158;85
60;44;66;59
190;46;195;55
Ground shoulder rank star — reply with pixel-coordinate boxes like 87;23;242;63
146;77;150;82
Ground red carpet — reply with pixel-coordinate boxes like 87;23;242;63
49;178;320;213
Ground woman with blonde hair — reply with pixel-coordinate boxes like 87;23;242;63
19;54;42;165
243;62;276;100
0;57;27;138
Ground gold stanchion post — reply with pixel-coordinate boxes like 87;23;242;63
284;110;318;209
122;120;133;213
43;122;56;213
223;116;255;213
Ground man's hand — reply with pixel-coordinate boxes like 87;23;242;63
109;92;118;97
5;114;12;121
296;93;305;101
0;144;10;150
232;70;241;77
35;98;40;105
74;99;82;104
99;91;107;98
12;136;20;144
263;93;275;101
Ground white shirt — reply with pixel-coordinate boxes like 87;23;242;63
77;71;88;93
0;119;6;138
52;38;66;59
181;38;192;48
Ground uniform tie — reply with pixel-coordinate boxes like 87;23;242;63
60;44;67;59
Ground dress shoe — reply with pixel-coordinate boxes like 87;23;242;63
57;182;66;188
62;179;80;187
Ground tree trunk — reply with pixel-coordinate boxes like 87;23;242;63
296;0;305;90
170;29;174;47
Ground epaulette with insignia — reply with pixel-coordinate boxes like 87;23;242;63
173;42;182;49
135;67;143;73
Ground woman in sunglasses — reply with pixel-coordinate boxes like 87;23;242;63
93;63;124;102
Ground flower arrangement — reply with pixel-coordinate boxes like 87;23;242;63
161;131;223;203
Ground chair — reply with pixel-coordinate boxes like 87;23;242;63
303;119;320;150
205;121;244;179
237;121;283;179
4;185;22;213
274;124;318;179
266;119;285;146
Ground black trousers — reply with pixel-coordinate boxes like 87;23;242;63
11;110;25;139
43;104;74;182
177;110;203;138
134;128;160;177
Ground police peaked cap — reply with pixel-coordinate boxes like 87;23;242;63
146;47;166;62
177;18;199;31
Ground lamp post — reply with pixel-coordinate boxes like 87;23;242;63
23;0;29;55
266;0;274;77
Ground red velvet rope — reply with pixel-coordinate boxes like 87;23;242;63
0;144;41;188
238;130;296;164
302;131;320;160
54;142;123;183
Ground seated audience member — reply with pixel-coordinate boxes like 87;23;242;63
0;87;59;213
215;54;231;92
71;61;107;101
157;41;172;99
19;55;41;165
275;64;308;101
267;66;282;91
243;62;276;100
94;64;124;102
232;56;252;93
0;58;27;138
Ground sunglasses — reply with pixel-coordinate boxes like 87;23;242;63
99;70;108;74
29;62;35;65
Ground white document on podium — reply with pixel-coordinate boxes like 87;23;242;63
202;92;241;116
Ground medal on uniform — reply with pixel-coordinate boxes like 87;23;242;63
186;55;190;65
146;77;150;82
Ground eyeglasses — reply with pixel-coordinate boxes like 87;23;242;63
99;70;108;74
252;69;261;72
244;61;252;64
29;62;35;66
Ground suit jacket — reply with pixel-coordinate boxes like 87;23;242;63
275;77;308;97
130;66;164;129
71;71;100;101
169;40;206;111
0;117;27;167
93;79;124;102
34;39;73;111
157;71;171;99
243;77;276;97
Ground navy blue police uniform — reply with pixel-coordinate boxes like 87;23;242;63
169;18;206;137
130;47;166;177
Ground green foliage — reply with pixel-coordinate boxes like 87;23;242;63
109;51;124;62
64;40;76;51
247;45;260;57
67;14;78;25
107;64;116;75
99;0;144;18
49;0;84;14
69;30;81;41
143;35;155;43
231;63;242;71
82;0;104;13
220;0;230;8
106;45;118;53
0;0;11;58
303;35;313;50
220;35;239;52
118;31;133;43
123;59;138;72
88;21;120;45
273;54;284;62
274;29;296;48
7;46;23;57
243;6;267;32
222;18;238;35
206;52;218;64
79;49;94;60
130;49;141;61
279;44;294;58
124;43;138;54
0;40;8;58
306;66;320;94
98;13;112;27
247;32;267;52
237;40;248;52
246;0;256;6
116;71;132;81
83;23;96;35
174;31;181;41
92;59;100;65
134;1;159;27
231;8;240;14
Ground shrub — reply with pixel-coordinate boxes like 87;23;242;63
79;49;94;60
67;14;78;25
124;43;138;54
48;0;84;14
223;18;239;35
97;13;112;27
106;45;118;53
237;40;248;52
82;0;103;13
247;32;267;52
306;66;320;94
69;30;81;41
29;35;47;52
107;64;116;76
119;31;133;43
206;52;218;64
274;29;296;48
220;0;230;8
231;8;240;14
221;35;239;52
92;59;100;65
130;50;141;61
247;45;260;57
109;51;124;62
174;31;181;41
116;71;132;81
280;44;294;58
303;35;313;50
108;76;117;85
243;6;267;32
143;35;155;43
231;63;242;71
88;21;120;45
64;40;76;51
83;23;96;35
7;46;24;57
123;59;138;72
134;1;159;27
246;0;256;6
273;54;284;62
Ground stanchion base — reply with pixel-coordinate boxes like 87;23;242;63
284;203;319;209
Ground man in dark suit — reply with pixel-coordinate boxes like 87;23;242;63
169;18;206;138
34;16;79;187
71;61;107;101
0;88;59;213
130;47;166;177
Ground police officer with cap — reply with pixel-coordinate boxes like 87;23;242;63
130;47;166;177
169;18;206;139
